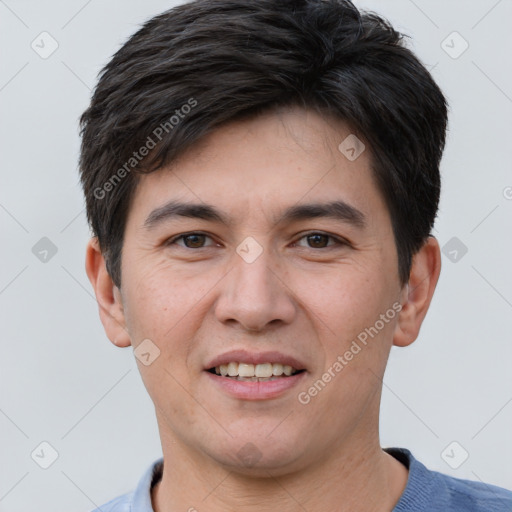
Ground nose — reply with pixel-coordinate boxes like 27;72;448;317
213;242;296;332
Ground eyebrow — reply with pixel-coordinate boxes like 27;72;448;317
143;199;367;231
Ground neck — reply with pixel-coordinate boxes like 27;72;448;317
151;427;408;512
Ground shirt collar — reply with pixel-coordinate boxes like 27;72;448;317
132;448;431;511
131;456;164;511
384;447;437;511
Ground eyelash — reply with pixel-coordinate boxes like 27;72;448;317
165;231;349;250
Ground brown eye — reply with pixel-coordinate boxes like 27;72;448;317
182;234;206;248
306;233;330;248
295;232;345;249
166;232;215;249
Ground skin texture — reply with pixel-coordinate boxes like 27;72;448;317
86;106;441;512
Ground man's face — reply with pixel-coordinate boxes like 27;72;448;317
118;106;405;474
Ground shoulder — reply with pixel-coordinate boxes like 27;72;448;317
386;447;512;512
88;491;133;512
87;456;163;512
435;471;512;511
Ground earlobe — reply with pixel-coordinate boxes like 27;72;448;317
393;236;441;348
85;237;132;348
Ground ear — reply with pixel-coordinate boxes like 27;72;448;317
393;236;441;348
85;237;132;348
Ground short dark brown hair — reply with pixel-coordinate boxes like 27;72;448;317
79;0;448;288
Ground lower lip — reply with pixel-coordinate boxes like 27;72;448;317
204;371;307;400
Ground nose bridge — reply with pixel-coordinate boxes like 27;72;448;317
214;236;295;331
234;236;276;295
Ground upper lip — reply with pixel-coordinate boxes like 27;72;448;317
205;350;307;371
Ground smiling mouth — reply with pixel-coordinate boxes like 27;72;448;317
207;362;305;382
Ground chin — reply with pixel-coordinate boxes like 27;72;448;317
207;439;307;477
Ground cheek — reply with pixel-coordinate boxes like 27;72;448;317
291;264;393;341
293;264;398;405
122;262;222;384
123;258;207;335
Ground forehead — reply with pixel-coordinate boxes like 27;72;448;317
127;106;389;230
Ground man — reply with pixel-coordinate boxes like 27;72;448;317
80;0;512;510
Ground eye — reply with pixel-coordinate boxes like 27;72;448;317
165;231;348;250
166;232;216;249
294;232;347;249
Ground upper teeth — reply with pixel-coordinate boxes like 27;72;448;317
214;362;297;377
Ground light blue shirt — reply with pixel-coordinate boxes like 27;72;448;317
91;447;512;511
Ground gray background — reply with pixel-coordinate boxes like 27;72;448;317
1;0;511;510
